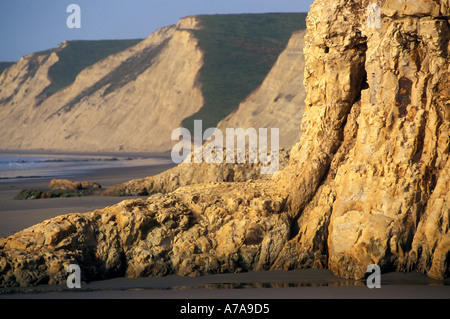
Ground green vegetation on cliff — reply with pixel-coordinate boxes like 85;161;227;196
39;39;142;97
183;13;307;132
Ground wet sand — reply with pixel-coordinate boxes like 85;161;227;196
1;269;449;299
0;156;449;300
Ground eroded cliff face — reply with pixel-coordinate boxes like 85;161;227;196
102;29;306;197
274;0;449;279
0;14;306;153
0;0;448;287
0;19;204;152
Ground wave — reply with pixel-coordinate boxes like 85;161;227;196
0;156;125;167
0;175;45;180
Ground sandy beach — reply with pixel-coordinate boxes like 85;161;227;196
0;152;449;300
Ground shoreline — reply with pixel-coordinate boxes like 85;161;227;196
1;269;449;299
0;150;174;180
0;149;173;158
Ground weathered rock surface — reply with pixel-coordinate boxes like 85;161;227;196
1;182;289;286
273;0;450;279
104;147;290;196
1;0;449;287
80;181;102;189
49;179;82;191
15;179;103;200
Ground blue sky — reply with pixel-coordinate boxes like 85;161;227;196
0;0;313;62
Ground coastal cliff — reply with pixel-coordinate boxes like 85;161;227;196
0;1;449;287
0;21;204;152
0;14;305;153
102;27;308;197
272;0;449;280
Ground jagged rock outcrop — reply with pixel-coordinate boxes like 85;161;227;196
273;0;449;279
1;182;289;286
0;0;449;287
103;147;290;196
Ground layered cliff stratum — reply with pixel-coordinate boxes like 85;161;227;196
0;14;306;152
0;0;449;287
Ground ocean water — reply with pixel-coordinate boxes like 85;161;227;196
0;153;172;180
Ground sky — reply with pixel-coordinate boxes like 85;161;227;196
0;0;314;62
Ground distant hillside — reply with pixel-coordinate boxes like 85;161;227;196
0;39;143;107
0;13;307;153
184;13;307;132
37;39;143;97
0;62;14;76
217;29;306;147
0;21;202;152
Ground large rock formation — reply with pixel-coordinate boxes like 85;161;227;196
103;147;291;196
0;182;289;286
0;0;449;287
273;0;449;279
